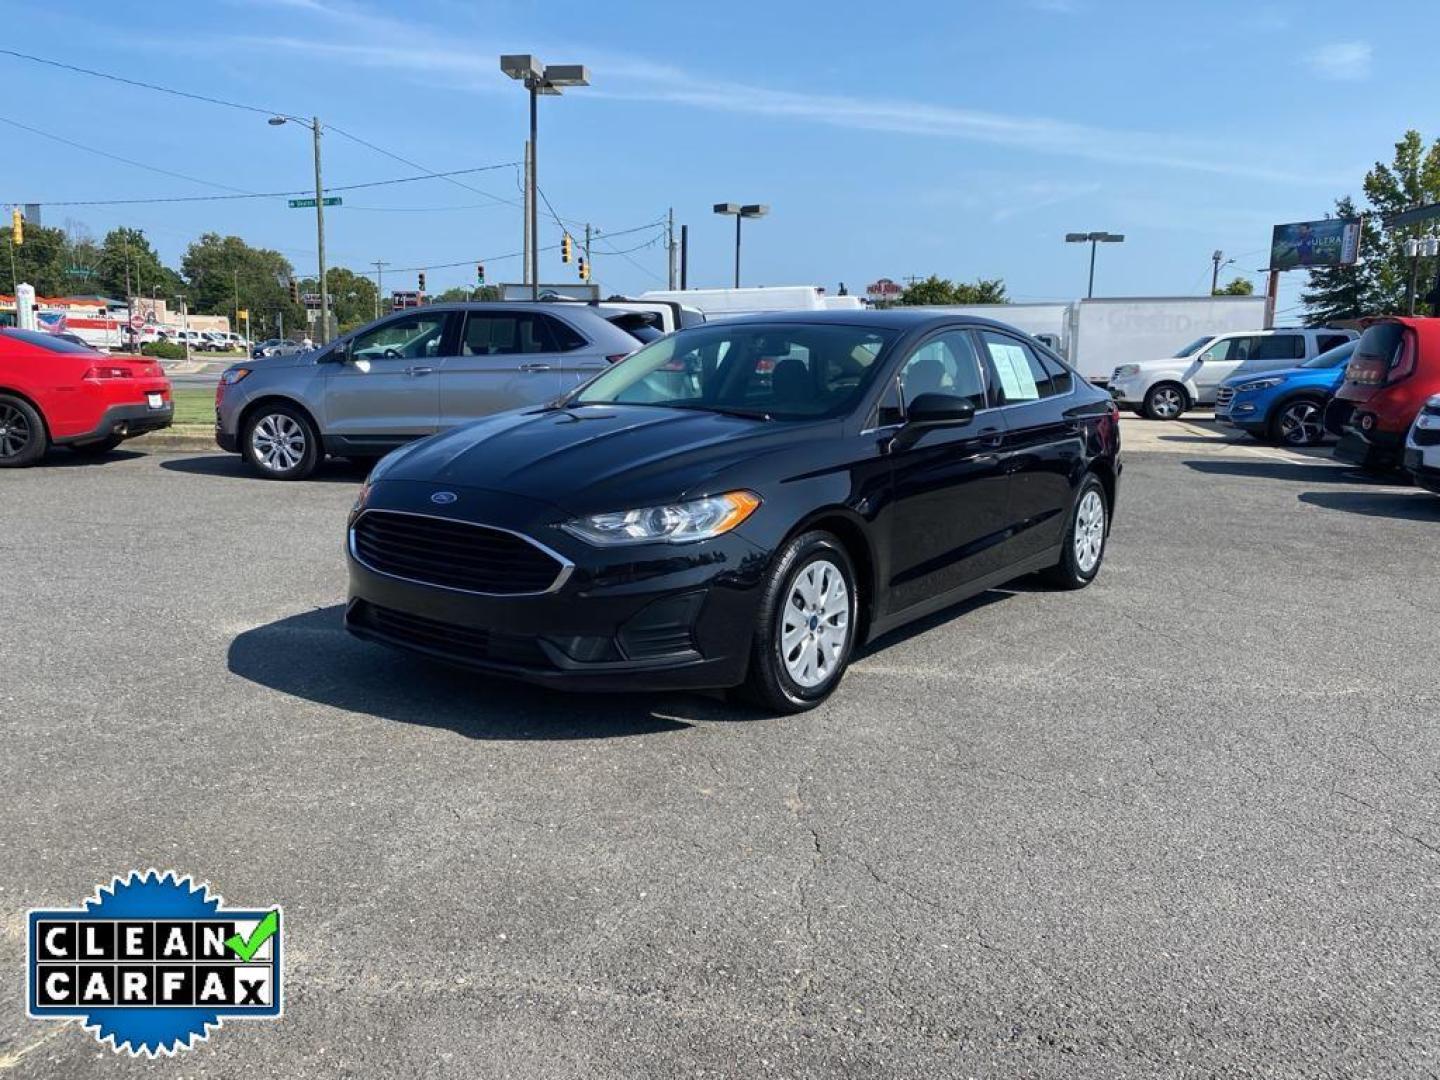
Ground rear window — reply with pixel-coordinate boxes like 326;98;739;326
0;328;98;354
1347;323;1409;386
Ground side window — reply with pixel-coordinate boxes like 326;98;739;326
1318;333;1350;353
1037;350;1073;395
542;314;588;352
1198;338;1236;363
1252;334;1304;360
350;312;449;362
978;331;1055;404
898;331;987;411
462;313;558;356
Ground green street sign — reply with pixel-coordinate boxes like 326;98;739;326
287;197;342;208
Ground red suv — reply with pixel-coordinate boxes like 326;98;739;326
0;328;173;467
1325;317;1440;471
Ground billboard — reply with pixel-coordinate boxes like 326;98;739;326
1269;218;1362;271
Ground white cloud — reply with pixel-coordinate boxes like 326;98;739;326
210;0;1341;186
1304;41;1372;82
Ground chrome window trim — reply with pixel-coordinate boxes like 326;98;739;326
349;508;575;597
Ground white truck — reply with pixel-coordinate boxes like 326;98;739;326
939;296;1268;385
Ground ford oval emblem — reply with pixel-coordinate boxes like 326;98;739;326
430;491;458;505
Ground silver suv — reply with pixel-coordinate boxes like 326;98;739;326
216;303;641;479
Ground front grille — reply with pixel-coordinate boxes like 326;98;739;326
1215;386;1235;408
351;510;568;595
1415;426;1440;447
352;600;551;669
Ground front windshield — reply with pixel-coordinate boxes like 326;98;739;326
572;322;898;419
1301;340;1356;369
1173;335;1215;358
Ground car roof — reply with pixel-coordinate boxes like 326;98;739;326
688;309;1030;333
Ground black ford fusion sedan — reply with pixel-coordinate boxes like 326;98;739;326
344;310;1121;712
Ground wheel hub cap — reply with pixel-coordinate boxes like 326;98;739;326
780;559;851;690
1074;490;1105;573
251;414;306;472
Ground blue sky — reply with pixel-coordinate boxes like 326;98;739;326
7;0;1434;318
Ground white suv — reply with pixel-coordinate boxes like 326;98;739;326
1109;328;1357;420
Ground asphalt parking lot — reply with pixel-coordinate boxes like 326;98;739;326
4;420;1440;1078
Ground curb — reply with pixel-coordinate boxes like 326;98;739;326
130;430;221;454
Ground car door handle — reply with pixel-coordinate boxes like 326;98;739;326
405;366;434;376
519;362;553;372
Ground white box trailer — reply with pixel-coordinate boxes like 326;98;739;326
943;296;1268;383
640;285;839;320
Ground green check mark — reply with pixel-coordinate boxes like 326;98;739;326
225;910;279;962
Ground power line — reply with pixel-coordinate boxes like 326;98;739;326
0;114;254;195
0;48;284;117
325;124;521;211
20;163;522;207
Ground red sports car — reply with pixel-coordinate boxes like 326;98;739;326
0;328;173;467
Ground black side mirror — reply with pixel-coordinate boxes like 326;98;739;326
890;393;975;448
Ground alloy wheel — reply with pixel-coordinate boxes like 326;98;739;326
1277;401;1323;445
1074;490;1105;574
1149;387;1183;419
251;414;307;473
779;558;851;689
0;402;33;460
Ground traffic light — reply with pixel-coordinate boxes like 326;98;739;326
288;278;299;304
577;257;589;282
476;263;485;285
11;207;22;246
561;233;573;264
418;271;426;292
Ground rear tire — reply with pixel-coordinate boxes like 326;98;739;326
1142;383;1187;421
69;435;125;456
1042;474;1109;590
1268;395;1327;446
241;402;320;480
0;394;48;468
737;531;858;714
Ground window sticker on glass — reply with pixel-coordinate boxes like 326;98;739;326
987;342;1038;401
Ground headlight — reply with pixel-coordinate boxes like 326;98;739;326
561;491;761;546
1113;365;1139;378
1236;377;1283;392
1418;413;1440;430
220;368;252;385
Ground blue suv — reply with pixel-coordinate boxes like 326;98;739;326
1214;340;1355;446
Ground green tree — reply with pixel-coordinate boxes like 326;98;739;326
952;277;1008;304
297;266;380;334
95;228;183;302
1303;130;1440;322
181;233;302;332
898;275;1008;305
4;221;69;296
1213;277;1255;296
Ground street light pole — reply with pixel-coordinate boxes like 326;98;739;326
1065;231;1125;299
500;55;590;303
714;203;769;289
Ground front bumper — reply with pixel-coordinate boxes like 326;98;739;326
343;481;771;692
1107;380;1142;406
54;400;174;446
1404;438;1440;494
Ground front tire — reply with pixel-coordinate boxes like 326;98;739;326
0;394;48;468
1043;474;1109;590
241;403;320;480
738;531;858;714
1142;383;1187;421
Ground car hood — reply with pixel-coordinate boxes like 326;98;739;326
375;404;832;515
1221;364;1311;388
234;351;315;372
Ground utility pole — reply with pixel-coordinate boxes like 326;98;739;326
232;267;240;333
584;223;592;284
680;225;689;289
123;230;133;352
523;139;533;291
311;116;329;343
370;260;389;319
667;207;676;289
1211;250;1223;295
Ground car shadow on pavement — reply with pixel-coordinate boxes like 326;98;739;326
1298;489;1440;521
1182;458;1407;485
161;454;370;483
858;589;1011;656
227;605;743;739
34;448;147;467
